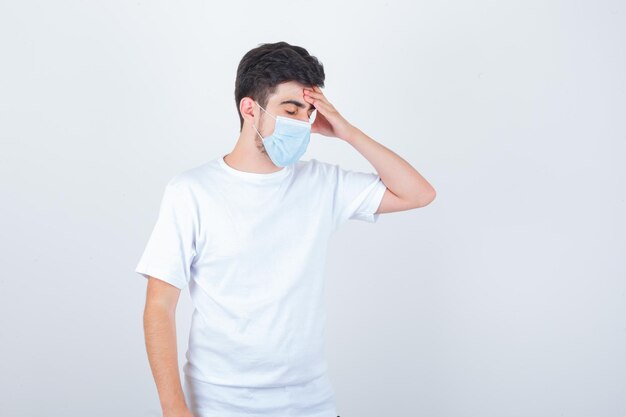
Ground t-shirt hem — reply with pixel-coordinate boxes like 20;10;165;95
357;178;387;223
183;369;331;388
135;263;188;289
341;177;387;224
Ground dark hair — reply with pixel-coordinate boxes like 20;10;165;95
234;41;325;131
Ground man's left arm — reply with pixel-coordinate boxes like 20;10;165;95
304;86;436;214
342;126;436;213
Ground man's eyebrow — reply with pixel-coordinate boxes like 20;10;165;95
279;99;314;112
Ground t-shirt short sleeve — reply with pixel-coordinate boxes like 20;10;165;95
331;163;387;231
135;180;197;290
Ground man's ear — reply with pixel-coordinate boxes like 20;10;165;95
240;97;256;124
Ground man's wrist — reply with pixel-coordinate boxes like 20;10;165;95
162;402;190;416
341;125;363;144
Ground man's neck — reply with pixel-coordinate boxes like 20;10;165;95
224;136;284;174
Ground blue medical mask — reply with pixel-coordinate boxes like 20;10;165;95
252;101;313;167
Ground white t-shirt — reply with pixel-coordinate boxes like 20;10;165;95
135;154;387;417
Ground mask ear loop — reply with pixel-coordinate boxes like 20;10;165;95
253;101;277;140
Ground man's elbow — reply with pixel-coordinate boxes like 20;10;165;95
413;188;436;208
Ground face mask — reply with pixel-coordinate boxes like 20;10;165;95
252;101;313;167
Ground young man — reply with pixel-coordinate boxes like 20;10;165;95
136;41;435;417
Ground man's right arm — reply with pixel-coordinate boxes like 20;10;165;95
143;276;195;417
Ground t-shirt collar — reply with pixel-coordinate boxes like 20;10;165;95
217;154;291;182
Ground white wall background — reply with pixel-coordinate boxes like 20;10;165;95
1;1;624;416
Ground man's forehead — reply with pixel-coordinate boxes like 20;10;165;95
272;83;301;96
